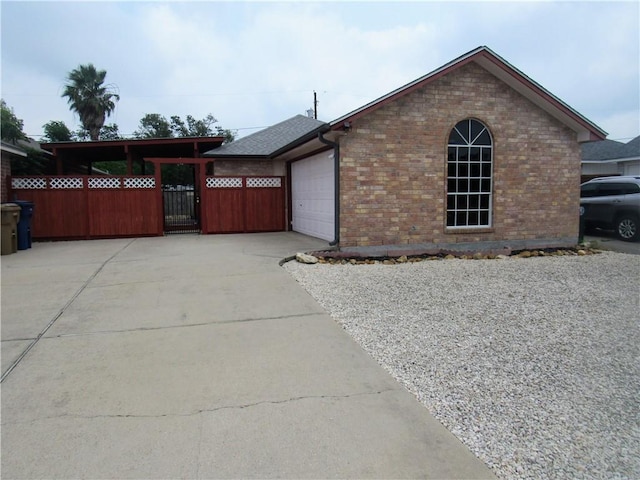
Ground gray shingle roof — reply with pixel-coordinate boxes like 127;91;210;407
204;115;327;157
582;136;640;161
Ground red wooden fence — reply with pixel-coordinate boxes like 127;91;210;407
201;176;285;234
9;176;160;239
8;175;285;240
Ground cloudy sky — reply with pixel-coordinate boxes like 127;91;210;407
1;1;638;142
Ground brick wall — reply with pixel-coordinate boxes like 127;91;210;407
339;62;580;249
213;159;278;176
1;153;11;203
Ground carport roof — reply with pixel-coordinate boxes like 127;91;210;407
41;136;225;163
203;115;328;158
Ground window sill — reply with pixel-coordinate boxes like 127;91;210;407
445;227;494;235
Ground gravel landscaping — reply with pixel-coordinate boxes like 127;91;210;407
284;251;640;479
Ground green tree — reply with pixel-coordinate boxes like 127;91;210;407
170;114;236;142
216;126;236;144
1;99;26;142
100;123;122;140
1;101;50;174
133;112;236;143
62;64;119;141
74;123;121;141
169;114;215;137
12;148;51;175
134;113;172;138
42;120;75;142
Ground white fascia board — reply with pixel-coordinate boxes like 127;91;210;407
0;144;28;157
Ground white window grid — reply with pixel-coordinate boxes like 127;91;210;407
89;177;121;189
207;177;242;188
50;177;84;189
247;177;281;188
11;177;47;189
124;177;155;189
446;120;493;228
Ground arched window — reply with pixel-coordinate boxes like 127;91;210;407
446;119;493;228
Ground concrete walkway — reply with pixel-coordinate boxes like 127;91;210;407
1;233;495;479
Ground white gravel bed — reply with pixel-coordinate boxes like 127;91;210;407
284;251;640;479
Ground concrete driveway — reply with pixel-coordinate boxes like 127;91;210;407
1;233;494;479
584;231;640;255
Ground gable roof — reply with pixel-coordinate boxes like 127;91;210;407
203;115;327;158
582;135;640;163
331;46;607;142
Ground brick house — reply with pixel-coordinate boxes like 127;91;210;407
251;45;606;253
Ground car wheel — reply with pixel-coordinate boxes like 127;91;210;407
615;214;640;242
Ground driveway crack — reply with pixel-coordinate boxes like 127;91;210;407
49;312;326;338
0;239;137;383
1;388;400;425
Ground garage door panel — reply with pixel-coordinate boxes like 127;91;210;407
292;152;335;241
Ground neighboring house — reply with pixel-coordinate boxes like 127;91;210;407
1;139;52;202
1;141;26;202
581;136;640;182
207;45;607;253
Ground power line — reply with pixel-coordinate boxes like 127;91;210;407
5;89;314;98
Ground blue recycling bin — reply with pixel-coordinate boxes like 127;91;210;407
14;200;34;250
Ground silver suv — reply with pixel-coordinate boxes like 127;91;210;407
580;176;640;242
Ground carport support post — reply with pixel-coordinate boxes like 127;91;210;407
125;146;133;176
153;159;163;235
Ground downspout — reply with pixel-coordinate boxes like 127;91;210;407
318;131;340;247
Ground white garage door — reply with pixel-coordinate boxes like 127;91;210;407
291;151;335;241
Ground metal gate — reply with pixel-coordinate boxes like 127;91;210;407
161;164;200;233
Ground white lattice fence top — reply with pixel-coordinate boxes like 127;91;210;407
50;177;83;189
89;177;121;189
12;177;47;189
124;177;155;189
247;177;282;188
207;177;243;188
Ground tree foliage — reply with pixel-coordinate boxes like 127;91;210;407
42;120;74;142
134;113;236;142
1;99;26;142
98;123;122;140
133;114;172;139
73;123;121;142
62;64;119;141
11;148;51;176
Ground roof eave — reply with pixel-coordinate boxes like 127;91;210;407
268;124;330;159
203;153;270;159
1;143;28;157
582;156;640;163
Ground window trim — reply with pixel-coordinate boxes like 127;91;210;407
445;119;493;230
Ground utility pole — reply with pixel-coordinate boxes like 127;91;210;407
313;90;318;119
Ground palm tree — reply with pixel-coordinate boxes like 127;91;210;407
62;64;119;141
